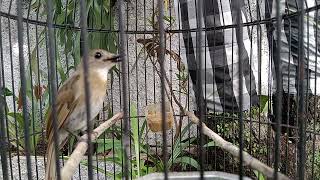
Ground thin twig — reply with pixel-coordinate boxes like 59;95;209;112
60;112;123;180
185;111;290;180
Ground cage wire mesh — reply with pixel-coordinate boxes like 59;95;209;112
0;0;319;179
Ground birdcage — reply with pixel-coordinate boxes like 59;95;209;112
0;0;319;179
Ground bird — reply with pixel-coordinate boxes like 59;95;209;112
45;49;122;180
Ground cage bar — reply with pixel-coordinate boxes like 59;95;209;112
46;0;61;179
118;0;130;179
0;0;318;179
16;0;33;179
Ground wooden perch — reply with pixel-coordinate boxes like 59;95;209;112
185;111;290;180
60;112;123;180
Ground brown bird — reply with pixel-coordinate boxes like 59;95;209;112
45;49;121;180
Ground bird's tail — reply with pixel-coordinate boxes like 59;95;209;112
45;131;69;180
45;138;57;180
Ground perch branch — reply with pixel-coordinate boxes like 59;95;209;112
60;112;123;180
185;111;290;180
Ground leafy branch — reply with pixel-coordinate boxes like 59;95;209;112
4;0;119;154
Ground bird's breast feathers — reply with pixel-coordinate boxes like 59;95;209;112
62;69;109;131
75;69;109;96
95;68;109;82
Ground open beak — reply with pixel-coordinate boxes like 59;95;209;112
104;54;122;62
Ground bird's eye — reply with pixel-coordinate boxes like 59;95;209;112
95;52;102;59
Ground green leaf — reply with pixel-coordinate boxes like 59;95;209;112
139;145;163;170
7;111;40;154
6;115;20;149
93;1;102;26
72;32;81;66
29;133;40;153
55;13;66;24
86;0;94;15
168;136;196;169
67;1;76;15
108;32;117;53
259;95;269;113
64;30;74;55
53;0;62;14
174;156;200;170
96;139;122;153
142;165;156;175
58;29;66;46
167;123;196;168
254;170;266;180
8;112;24;129
103;0;111;13
163;15;175;24
30;29;46;82
203;141;216;148
139;119;147;141
130;104;140;177
31;0;40;9
89;33;101;49
2;88;14;97
180;122;193;138
56;50;67;83
30;48;40;81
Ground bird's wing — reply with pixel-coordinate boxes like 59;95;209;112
45;72;83;180
45;73;81;139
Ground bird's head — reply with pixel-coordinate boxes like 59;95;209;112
85;49;122;71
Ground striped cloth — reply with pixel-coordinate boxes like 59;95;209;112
265;0;320;95
174;0;260;112
174;0;320;113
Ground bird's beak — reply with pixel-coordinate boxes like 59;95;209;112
104;54;122;62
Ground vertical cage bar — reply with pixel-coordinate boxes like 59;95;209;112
134;0;141;177
79;0;94;179
273;0;282;178
0;10;9;179
153;0;159;167
26;2;40;178
0;13;15;180
7;3;23;178
46;0;61;179
168;0;174;171
143;0;150;174
234;0;244;179
284;17;290;175
118;0;130;179
16;0;33;179
158;0;168;178
125;1;132;177
297;0;306;178
195;0;204;178
311;2;319;178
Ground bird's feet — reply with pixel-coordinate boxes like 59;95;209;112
79;130;99;143
63;128;99;143
64;128;83;142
